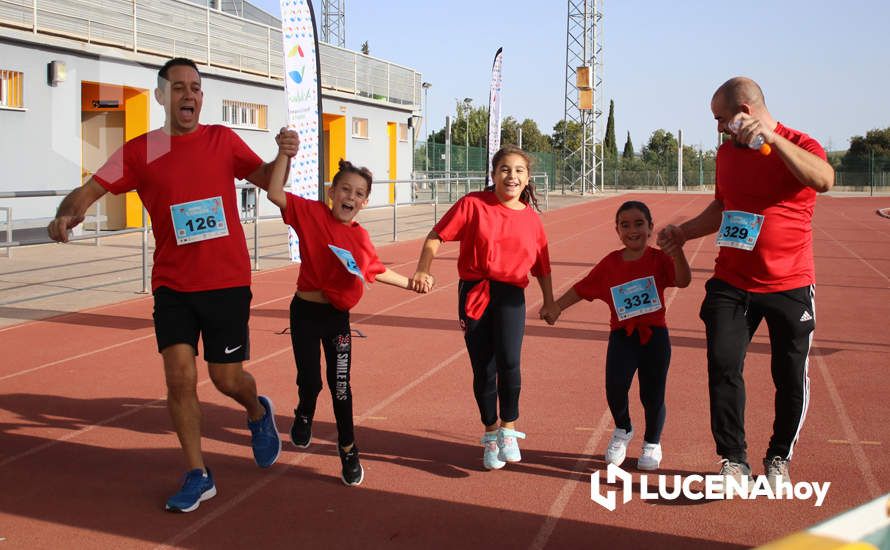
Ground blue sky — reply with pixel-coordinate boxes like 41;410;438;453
254;0;889;152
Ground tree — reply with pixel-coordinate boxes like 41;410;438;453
840;127;890;171
550;119;582;153
604;99;618;160
501;116;521;147
622;131;634;160
519;118;550;152
641;129;678;168
360;41;369;55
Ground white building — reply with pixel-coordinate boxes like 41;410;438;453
0;0;422;229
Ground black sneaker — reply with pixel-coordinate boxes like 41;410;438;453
290;410;312;449
339;444;364;486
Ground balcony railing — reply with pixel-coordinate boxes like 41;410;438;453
0;0;421;108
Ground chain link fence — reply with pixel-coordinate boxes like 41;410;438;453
414;141;556;190
414;143;890;194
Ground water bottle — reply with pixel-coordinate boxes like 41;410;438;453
727;119;771;155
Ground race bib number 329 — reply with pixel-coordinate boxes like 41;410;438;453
717;210;764;251
171;196;229;245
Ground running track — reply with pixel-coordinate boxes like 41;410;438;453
1;194;888;549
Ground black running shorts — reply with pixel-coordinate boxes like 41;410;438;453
152;286;252;363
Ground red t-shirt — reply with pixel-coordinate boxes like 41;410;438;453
94;125;262;292
714;122;826;292
433;191;551;286
282;192;386;311
573;247;677;336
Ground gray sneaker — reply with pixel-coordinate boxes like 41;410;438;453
764;456;790;489
718;458;751;482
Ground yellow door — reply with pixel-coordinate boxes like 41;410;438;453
387;122;397;204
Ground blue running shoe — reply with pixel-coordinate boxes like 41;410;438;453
248;395;281;468
481;431;505;470
165;468;216;513
497;427;526;463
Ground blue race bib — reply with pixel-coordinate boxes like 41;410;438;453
717;210;764;251
610;276;662;321
170;196;228;245
328;244;368;287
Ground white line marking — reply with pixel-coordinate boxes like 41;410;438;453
531;196;705;550
0;347;292;468
529;410;612;550
811;346;881;498
815;225;890;285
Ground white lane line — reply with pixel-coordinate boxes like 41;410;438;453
811;346;881;498
156;345;469;549
529;410;612;550
530;205;705;550
0;347;292;468
815;225;890;285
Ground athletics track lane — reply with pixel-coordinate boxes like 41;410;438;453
0;194;887;549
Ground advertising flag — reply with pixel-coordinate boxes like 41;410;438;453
280;0;323;261
486;47;504;185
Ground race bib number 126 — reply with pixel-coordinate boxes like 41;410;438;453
170;196;229;245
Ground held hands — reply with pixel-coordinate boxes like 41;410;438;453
275;127;300;158
539;302;561;326
410;271;435;294
47;214;84;243
657;224;686;257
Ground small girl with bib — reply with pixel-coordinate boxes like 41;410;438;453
544;200;690;470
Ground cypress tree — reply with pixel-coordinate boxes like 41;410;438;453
604;99;618;159
622;131;634;159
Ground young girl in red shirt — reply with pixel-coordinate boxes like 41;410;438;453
545;201;691;470
268;155;418;486
412;145;556;470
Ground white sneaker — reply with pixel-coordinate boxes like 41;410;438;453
637;442;662;470
481;431;505;470
496;427;526;463
604;428;634;466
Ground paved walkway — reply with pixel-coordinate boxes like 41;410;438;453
0;192;612;328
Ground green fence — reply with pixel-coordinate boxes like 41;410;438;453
415;145;890;193
414;141;556;189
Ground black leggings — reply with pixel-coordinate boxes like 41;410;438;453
289;295;354;447
458;280;526;427
605;327;671;444
699;278;814;463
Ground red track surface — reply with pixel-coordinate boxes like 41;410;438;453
1;194;888;549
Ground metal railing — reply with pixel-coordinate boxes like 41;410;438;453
0;189;109;256
0;175;549;290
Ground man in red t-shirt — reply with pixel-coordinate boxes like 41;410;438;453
658;77;834;484
47;58;300;513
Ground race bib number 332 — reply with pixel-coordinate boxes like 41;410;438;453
170;196;229;245
610;276;662;321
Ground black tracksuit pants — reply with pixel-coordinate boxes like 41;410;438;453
699;277;815;464
289;295;355;447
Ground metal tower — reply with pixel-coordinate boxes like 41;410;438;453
321;0;345;47
562;0;603;193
